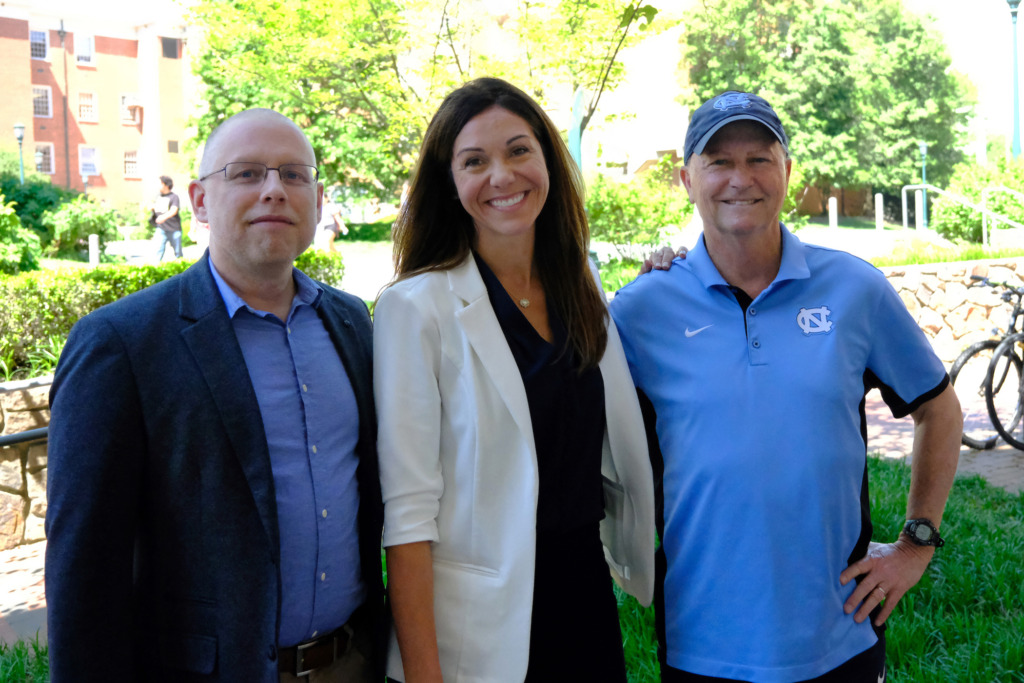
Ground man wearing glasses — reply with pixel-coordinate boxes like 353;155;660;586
46;109;385;682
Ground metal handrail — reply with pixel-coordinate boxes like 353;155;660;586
0;426;48;448
982;185;1024;238
901;183;1024;246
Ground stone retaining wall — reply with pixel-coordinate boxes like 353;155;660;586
1;257;1022;550
0;376;52;550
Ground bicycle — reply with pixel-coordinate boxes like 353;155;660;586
949;275;1024;450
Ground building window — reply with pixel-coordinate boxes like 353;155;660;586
120;94;141;124
33;86;53;117
76;35;95;65
124;151;139;178
79;92;98;122
167;140;179;153
35;143;55;174
30;30;49;60
161;37;180;59
79;146;99;176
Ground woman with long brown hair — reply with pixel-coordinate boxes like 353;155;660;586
374;77;655;682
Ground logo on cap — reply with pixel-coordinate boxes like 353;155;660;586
714;93;753;111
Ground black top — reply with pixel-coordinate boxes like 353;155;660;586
473;253;606;534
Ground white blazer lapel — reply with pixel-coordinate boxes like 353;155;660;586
448;256;536;445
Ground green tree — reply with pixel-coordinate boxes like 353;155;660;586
681;0;970;199
189;0;668;199
41;195;120;257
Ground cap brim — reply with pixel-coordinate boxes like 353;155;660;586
690;115;788;159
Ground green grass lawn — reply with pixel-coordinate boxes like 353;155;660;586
617;456;1024;682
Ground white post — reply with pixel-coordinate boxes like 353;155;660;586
88;234;100;267
914;190;924;230
828;196;838;229
875;193;884;231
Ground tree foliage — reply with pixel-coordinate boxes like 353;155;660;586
0;195;41;275
188;0;665;199
930;159;1024;243
681;0;971;197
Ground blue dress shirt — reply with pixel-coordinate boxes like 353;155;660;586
209;261;365;647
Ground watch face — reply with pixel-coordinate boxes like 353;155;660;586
914;524;932;541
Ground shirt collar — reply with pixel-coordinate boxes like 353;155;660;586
685;222;810;294
208;258;323;319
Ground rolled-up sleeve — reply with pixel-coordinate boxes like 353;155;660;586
374;284;446;547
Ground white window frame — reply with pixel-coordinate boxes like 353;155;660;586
120;94;141;125
30;29;49;60
79;145;100;176
78;91;98;123
35;143;55;175
76;34;95;66
33;86;53;118
123;150;140;178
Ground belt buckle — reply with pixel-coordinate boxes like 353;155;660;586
294;635;336;678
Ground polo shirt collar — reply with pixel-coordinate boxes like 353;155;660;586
208;258;323;318
686;222;810;294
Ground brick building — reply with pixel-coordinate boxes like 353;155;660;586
0;1;197;211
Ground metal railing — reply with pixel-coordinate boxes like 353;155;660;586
0;427;48;448
982;185;1024;241
901;183;1024;246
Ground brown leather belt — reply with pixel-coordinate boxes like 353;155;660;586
278;625;351;677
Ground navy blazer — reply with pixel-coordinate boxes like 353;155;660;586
45;254;385;682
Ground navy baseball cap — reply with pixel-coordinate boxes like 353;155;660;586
684;91;788;163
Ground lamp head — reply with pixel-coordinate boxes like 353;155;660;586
919;141;928;156
13;123;24;142
1010;0;1022;14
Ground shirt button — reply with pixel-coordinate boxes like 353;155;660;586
322;509;328;518
311;630;318;638
752;340;761;349
321;572;326;581
749;308;757;316
287;327;292;334
312;445;318;454
302;384;308;392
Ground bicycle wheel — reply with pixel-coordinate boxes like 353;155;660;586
951;340;1005;449
985;333;1024;450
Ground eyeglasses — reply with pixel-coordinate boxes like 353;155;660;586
198;162;319;188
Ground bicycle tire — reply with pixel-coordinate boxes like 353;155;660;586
985;333;1024;450
951;340;1007;449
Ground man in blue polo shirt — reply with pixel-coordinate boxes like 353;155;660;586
610;91;961;682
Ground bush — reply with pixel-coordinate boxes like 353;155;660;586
0;250;344;380
0;194;42;275
586;156;692;261
930;158;1024;242
0;173;79;237
41;195;120;257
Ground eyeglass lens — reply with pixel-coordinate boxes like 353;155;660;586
224;162;317;186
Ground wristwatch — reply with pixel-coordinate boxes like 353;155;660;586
903;518;945;548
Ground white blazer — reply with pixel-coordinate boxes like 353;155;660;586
374;254;654;683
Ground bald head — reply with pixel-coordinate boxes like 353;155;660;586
199;109;316;178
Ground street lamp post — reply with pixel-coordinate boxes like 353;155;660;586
34;149;44;173
919;141;928;229
12;123;25;184
1011;0;1022;158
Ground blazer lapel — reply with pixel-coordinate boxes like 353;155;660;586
448;257;535;445
177;256;280;554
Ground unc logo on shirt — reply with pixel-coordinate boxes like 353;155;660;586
797;306;834;335
714;93;753;111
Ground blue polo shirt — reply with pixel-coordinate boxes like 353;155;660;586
609;225;947;682
209;261;365;647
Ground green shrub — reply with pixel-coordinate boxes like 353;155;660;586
586;156;692;261
0;250;343;380
0;194;42;275
930;158;1024;242
338;219;393;242
41;195;120;257
0;173;78;237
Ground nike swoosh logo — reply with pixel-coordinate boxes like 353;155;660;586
685;325;713;338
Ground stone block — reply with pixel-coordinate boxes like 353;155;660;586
23;511;45;543
0;447;24;492
0;490;25;550
929;328;958;363
1;409;48;434
1;385;51;413
918;308;945;336
26;443;47;473
27;468;46;517
899;290;921;317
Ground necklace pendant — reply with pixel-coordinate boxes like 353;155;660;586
518;298;530;308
